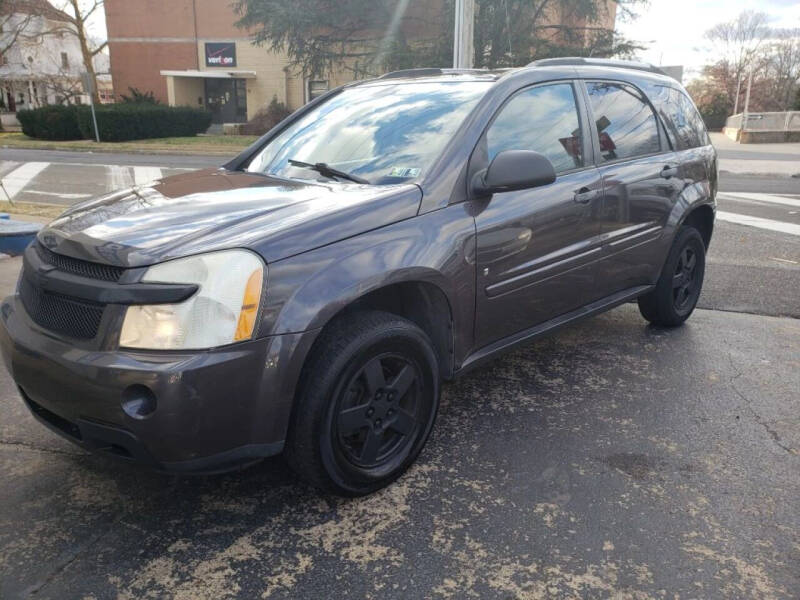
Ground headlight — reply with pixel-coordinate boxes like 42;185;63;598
120;250;265;350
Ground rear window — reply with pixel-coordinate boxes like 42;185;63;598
586;82;662;162
644;83;710;150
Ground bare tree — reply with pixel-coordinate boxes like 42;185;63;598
704;11;772;109
1;1;42;127
760;29;800;111
45;0;106;103
0;0;38;56
37;42;84;104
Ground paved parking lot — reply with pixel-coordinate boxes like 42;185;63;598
0;146;798;598
1;242;799;598
0;158;193;206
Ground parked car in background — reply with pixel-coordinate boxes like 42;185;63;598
0;58;716;495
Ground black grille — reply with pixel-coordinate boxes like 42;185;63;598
19;276;105;339
20;389;83;441
35;243;125;282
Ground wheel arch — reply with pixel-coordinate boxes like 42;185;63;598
680;203;715;249
263;273;458;450
272;278;456;460
304;278;456;381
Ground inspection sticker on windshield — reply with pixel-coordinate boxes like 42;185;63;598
390;167;421;178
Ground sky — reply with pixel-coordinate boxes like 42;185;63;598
85;2;106;40
617;0;800;81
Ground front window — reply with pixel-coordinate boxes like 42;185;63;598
486;83;584;173
246;81;490;185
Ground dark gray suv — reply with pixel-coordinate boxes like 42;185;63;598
0;58;716;495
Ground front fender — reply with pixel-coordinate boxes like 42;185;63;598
259;202;477;356
252;204;476;444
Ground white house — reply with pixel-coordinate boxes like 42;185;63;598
0;0;112;116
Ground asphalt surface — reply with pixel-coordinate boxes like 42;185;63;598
719;173;800;195
705;177;800;320
0;147;224;169
0;148;798;598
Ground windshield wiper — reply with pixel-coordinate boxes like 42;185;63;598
288;159;370;184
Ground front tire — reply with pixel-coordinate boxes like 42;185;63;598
285;310;440;496
638;226;706;327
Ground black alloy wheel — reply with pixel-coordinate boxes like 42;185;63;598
638;226;706;327
672;245;699;315
334;353;424;469
286;310;440;496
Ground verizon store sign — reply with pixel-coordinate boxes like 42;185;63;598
205;43;237;67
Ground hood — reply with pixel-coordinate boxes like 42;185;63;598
37;169;422;267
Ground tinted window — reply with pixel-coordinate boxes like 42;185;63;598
487;83;583;173
246;81;489;185
642;83;681;149
645;84;708;150
678;90;710;148
586;82;661;161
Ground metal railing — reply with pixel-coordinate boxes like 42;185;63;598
725;111;800;132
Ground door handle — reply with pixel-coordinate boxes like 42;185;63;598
574;187;600;204
660;165;679;179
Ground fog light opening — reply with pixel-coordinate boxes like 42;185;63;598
121;385;158;420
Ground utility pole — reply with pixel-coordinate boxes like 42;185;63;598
733;72;742;115
742;64;753;133
81;72;101;143
453;0;475;69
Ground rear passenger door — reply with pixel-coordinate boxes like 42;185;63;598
581;80;685;298
646;83;717;195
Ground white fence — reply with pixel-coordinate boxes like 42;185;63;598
725;111;800;132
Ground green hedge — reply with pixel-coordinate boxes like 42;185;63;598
17;106;82;140
18;104;212;142
77;105;213;141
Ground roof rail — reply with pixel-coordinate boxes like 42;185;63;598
528;57;666;76
379;68;445;79
378;67;497;80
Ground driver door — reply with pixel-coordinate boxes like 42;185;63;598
472;82;604;348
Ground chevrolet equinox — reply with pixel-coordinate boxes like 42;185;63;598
0;58;716;495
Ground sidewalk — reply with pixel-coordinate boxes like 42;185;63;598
710;132;800;177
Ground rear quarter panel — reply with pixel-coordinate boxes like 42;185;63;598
654;144;717;276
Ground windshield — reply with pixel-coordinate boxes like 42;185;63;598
246;81;490;185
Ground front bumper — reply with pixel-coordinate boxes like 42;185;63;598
0;294;310;473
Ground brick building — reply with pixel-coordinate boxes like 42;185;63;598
104;0;324;125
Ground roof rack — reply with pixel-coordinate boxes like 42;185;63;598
379;68;445;79
378;67;493;80
528;57;666;76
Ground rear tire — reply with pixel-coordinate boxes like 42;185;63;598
285;310;440;496
638;226;706;327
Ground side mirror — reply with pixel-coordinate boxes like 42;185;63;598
471;150;557;197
